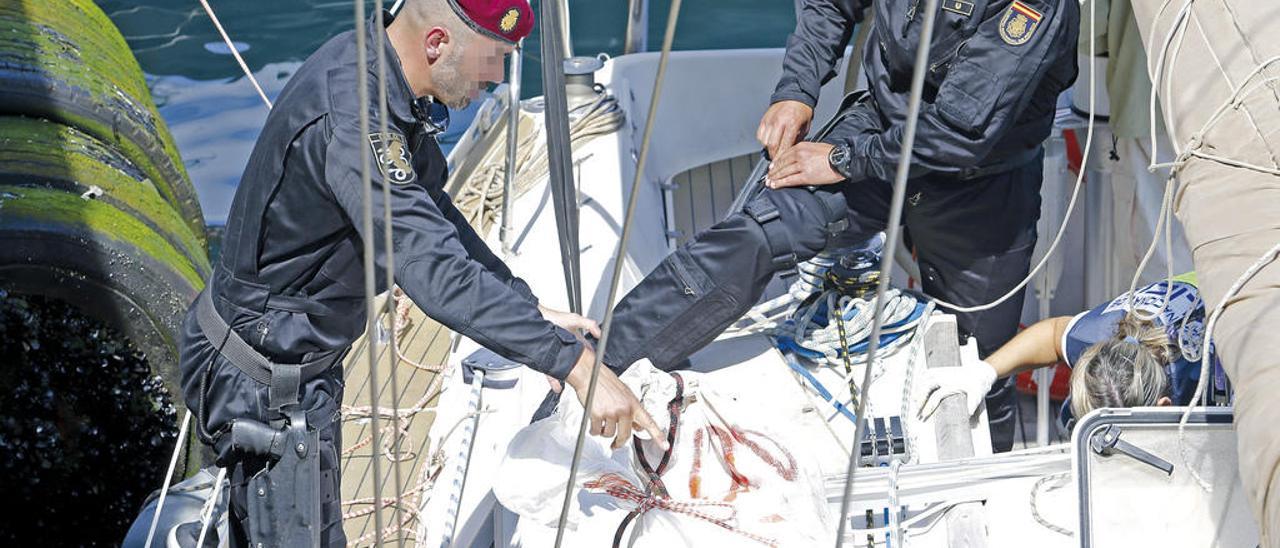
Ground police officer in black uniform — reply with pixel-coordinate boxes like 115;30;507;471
178;0;660;545
601;0;1079;453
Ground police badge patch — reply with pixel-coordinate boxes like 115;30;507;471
499;8;520;34
367;132;416;185
999;0;1043;46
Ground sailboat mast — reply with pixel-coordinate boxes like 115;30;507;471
538;0;583;313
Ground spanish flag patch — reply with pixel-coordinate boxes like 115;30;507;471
999;0;1043;46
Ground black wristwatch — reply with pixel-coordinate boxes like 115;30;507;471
828;143;853;180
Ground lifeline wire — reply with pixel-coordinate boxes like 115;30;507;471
372;5;408;544
353;0;388;542
143;410;192;548
552;0;683;544
835;0;940;544
196;0;273;109
194;466;229;547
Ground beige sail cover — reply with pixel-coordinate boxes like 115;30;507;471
1128;1;1280;544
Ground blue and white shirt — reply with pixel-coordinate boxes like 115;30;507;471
1060;274;1221;410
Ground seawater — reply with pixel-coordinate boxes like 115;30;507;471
98;0;799;223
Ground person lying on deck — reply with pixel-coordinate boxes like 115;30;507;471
916;272;1221;429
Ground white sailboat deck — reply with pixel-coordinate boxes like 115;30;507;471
339;44;1253;547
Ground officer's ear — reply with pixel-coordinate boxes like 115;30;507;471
424;27;450;63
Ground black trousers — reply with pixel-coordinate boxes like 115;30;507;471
178;310;348;547
603;154;1044;452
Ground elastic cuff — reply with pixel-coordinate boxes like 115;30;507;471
540;327;583;380
770;89;818;109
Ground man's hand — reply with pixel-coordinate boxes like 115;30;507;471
766;142;844;189
757;100;814;160
915;359;999;421
564;347;667;451
538;305;601;338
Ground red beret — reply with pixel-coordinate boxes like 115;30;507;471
446;0;534;44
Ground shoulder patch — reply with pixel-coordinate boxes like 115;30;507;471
999;1;1043;46
367;132;416;185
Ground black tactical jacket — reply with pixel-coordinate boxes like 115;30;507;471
771;0;1079;180
207;15;582;379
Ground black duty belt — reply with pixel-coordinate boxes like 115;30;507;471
195;290;344;410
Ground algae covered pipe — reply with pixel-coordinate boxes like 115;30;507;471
0;0;205;244
0;0;210;417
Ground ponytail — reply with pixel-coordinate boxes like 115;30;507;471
1070;313;1172;419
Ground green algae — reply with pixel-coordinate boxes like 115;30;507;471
0;0;204;242
0;185;205;290
0;116;209;272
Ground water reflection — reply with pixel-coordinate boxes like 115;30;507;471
145;62;479;223
98;0;796;223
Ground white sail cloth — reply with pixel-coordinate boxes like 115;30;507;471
494;361;832;547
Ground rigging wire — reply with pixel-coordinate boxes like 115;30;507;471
552;0;684;544
372;4;408;543
194;466;229;547
834;0;939;543
538;0;584;314
142;410;192;548
196;0;273;109
353;0;389;542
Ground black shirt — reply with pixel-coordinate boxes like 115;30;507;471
209;14;582;378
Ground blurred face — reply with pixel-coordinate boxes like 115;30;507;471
430;29;511;109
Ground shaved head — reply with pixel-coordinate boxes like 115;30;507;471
389;0;512;108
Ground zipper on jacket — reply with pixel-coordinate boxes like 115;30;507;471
902;0;921;38
929;40;969;74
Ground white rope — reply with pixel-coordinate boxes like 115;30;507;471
1178;241;1280;492
1123;173;1176;322
887;460;905;547
897;306;933;464
1138;0;1280;494
1029;471;1073;536
144;409;192;548
195;467;228;547
1146;0;1194;162
451;93;623;231
196;0;273;109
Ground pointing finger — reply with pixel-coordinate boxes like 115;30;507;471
633;407;668;451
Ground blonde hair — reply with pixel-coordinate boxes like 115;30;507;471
1069;313;1173;419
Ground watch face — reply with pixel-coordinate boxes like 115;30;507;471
829;145;849;167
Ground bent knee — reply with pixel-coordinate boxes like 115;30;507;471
758;187;847;259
